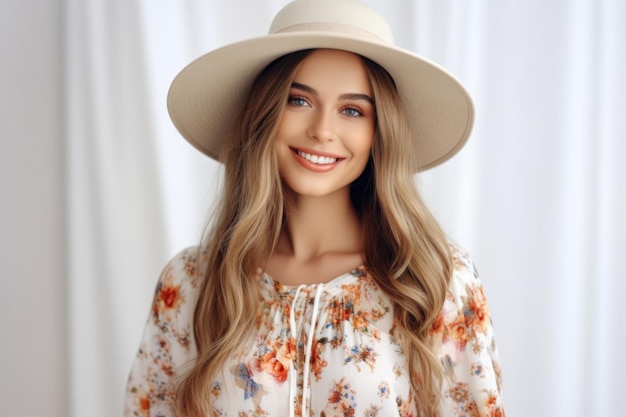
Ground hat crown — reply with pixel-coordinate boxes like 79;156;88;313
269;0;394;45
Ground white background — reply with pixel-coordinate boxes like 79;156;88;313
1;1;625;416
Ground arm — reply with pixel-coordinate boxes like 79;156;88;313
432;247;505;417
124;247;203;417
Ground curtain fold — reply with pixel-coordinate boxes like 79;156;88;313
65;0;169;414
64;1;626;416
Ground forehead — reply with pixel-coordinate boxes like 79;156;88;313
292;49;371;95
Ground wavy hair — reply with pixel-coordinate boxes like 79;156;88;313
175;50;451;417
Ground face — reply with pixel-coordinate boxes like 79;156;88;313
275;49;375;199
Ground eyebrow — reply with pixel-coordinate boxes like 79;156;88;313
291;82;373;105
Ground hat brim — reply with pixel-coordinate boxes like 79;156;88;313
167;32;473;172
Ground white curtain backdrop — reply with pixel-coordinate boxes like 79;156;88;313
66;0;626;416
3;0;624;416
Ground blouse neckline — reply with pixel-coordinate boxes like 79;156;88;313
260;266;366;296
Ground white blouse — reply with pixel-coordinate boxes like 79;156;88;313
125;245;505;416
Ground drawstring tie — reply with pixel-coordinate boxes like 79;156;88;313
288;284;325;417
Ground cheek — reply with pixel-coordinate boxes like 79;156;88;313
351;132;374;174
275;111;300;140
354;128;375;156
274;136;295;178
359;119;375;147
274;124;290;167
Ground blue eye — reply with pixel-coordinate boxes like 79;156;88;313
342;107;363;117
288;96;310;107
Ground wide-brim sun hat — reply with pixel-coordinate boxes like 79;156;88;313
167;0;474;172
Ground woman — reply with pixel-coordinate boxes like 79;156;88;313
125;1;504;416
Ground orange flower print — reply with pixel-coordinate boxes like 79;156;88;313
211;381;222;398
393;363;403;378
470;362;484;377
311;338;329;381
326;298;354;330
396;392;415;417
351;313;370;332
377;381;390;399
364;405;381;417
183;258;197;277
448;382;470;403
139;394;150;415
463;285;489;334
278;337;297;362
436;282;494;355
260;356;289;383
160;361;174;377
330;335;342;349
345;344;377;372
159;284;180;309
237;405;271;417
464;401;481;417
430;312;445;336
447;382;481;417
449;317;470;350
281;302;291;319
484;392;505;417
325;378;357;416
251;338;294;385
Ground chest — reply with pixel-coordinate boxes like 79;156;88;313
209;277;417;416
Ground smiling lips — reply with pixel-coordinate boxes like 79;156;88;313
291;147;344;172
297;150;337;164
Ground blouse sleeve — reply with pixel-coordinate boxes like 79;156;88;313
124;247;203;417
431;245;505;417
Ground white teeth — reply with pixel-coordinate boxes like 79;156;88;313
297;150;337;165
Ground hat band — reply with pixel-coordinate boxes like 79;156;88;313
273;22;391;45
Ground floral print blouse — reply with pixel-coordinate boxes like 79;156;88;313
125;245;504;417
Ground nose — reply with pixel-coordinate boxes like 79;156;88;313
306;108;335;142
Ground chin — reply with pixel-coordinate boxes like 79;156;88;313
283;180;350;199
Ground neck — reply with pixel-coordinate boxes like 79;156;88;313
277;188;363;261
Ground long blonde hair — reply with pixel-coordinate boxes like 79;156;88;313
175;50;452;417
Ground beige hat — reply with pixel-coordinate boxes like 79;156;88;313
167;0;473;171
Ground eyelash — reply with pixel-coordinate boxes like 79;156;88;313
287;95;365;118
342;106;364;117
287;95;310;107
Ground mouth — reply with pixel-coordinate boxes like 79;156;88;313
290;147;344;172
296;150;338;165
291;147;344;164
